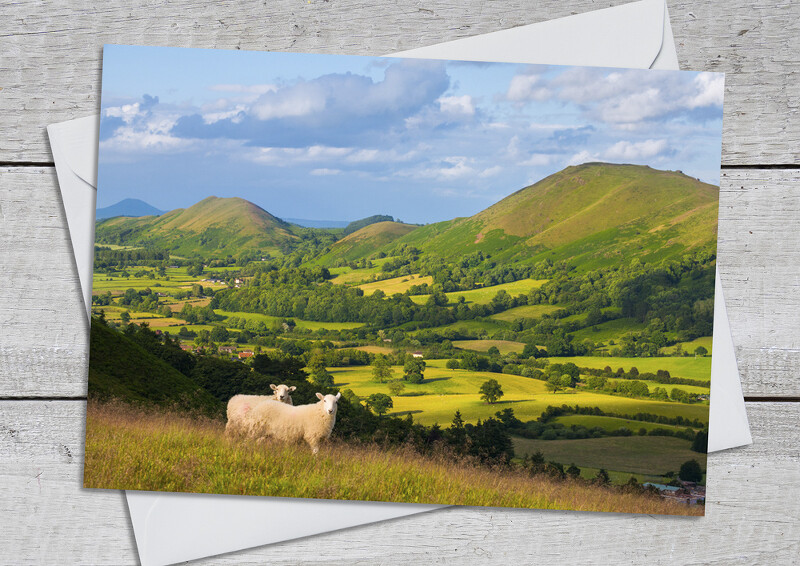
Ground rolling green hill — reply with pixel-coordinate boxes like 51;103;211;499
95;196;299;256
392;163;719;269
318;221;419;262
88;320;223;417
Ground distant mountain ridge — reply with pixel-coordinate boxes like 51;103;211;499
96;198;164;220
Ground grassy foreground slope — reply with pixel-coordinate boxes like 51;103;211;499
88;321;223;417
84;403;700;515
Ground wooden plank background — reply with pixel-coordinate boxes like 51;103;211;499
0;0;798;564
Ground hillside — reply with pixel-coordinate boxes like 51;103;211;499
88;320;223;417
96;198;164;220
318;221;419;262
95;196;299;256
84;402;701;515
395;163;719;269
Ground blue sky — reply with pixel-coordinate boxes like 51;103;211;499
97;45;724;224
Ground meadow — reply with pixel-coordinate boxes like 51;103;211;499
329;359;710;427
214;310;363;331
83;402;700;515
554;356;712;381
512;436;701;477
452;339;527;354
408;278;548;305
489;303;563;322
553;414;702;433
358;274;433;296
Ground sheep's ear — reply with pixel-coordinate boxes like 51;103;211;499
315;392;324;400
289;386;297;392
335;392;341;400
270;384;277;391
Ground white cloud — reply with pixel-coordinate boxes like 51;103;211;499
310;168;342;176
506;74;551;102
604;139;667;160
687;73;724;108
567;150;600;166
479;165;503;178
438;95;475;116
105;103;142;124
519;153;555;167
202;104;247;124
250;85;327;120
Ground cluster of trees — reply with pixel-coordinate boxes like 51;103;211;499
93;246;170;270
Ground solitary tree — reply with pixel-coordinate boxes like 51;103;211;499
446;358;460;370
479;379;504;404
694;345;709;357
120;310;131;324
371;355;393;383
365;393;393;416
545;374;562;393
403;357;426;383
387;379;405;396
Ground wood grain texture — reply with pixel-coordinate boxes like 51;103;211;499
0;400;796;565
2;167;797;397
0;0;798;165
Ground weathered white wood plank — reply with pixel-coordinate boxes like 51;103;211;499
0;0;797;165
2;167;798;397
0;400;797;565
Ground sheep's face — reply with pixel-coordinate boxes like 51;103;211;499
270;384;296;404
316;392;341;415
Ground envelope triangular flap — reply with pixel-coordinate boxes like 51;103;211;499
394;0;665;69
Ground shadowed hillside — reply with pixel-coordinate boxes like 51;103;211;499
88;320;223;417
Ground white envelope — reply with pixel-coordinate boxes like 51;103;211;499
48;1;750;564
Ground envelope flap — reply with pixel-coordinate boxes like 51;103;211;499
48;115;100;186
394;0;666;70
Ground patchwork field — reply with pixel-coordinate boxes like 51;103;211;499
568;317;648;344
452;339;527;354
553;414;703;433
661;336;714;355
329;359;709;428
553;356;712;382
358;274;433;296
511;436;701;477
215;310;363;331
489;304;563;322
409;279;548;305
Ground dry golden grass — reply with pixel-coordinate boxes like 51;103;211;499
84;402;702;515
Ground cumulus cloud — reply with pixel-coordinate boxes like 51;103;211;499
686;72;724;109
549;68;724;127
506;73;551;102
604;139;668;160
171;60;450;148
438;95;475;116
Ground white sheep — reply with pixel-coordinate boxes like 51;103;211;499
244;392;341;453
225;384;296;437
